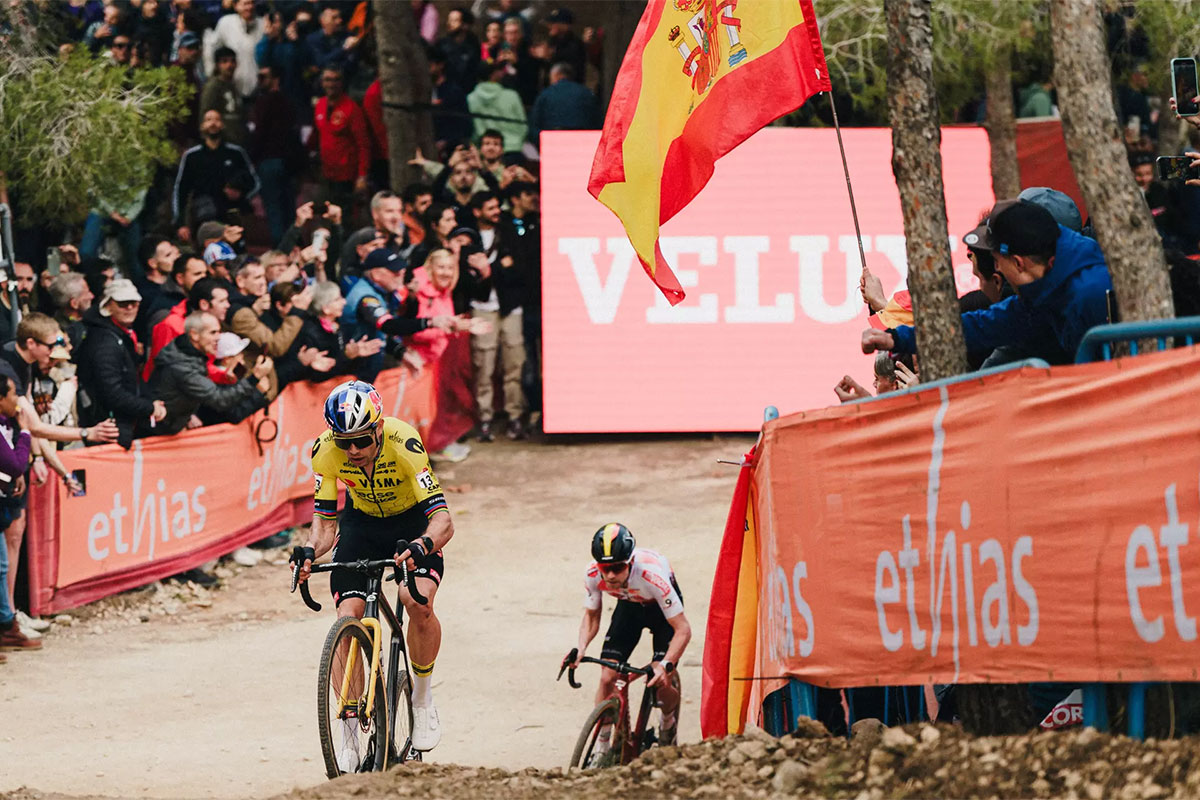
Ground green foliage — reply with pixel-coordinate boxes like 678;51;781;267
0;47;190;226
1128;0;1200;97
813;0;1049;124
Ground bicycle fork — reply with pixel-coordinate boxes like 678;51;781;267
338;618;385;726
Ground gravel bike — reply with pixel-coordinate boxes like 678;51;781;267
291;557;427;778
558;651;680;769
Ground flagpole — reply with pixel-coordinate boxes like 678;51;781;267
826;92;871;314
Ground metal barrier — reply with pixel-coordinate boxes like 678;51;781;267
1073;316;1200;738
758;359;1050;737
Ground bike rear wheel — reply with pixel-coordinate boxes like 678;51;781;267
388;649;415;763
570;698;625;769
317;617;389;778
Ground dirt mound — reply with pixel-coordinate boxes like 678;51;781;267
275;724;1200;800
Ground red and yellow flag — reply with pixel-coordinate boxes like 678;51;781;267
588;0;830;305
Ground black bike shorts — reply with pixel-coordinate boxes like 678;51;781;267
600;577;683;663
329;503;445;605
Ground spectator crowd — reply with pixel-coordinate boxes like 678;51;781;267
0;0;606;658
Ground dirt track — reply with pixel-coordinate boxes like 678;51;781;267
0;434;748;799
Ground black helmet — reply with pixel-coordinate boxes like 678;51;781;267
591;523;635;564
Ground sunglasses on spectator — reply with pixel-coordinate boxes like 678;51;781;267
333;433;375;450
598;562;629;575
112;41;130;49
40;336;66;347
113;299;139;309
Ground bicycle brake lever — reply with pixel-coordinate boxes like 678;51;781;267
289;562;300;593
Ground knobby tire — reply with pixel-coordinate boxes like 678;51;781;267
316;616;389;779
570;697;624;769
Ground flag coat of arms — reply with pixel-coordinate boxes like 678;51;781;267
588;0;831;304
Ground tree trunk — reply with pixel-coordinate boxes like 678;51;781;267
374;0;435;191
598;0;645;114
1051;0;1173;323
885;0;968;381
984;46;1021;199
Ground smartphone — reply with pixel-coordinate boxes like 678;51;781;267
1173;57;1199;117
45;247;61;276
1156;156;1200;182
69;469;87;498
312;228;330;250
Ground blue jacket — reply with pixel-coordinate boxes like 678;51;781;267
892;226;1113;365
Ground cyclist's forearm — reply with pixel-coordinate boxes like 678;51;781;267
424;510;453;551
306;515;338;558
662;615;692;665
577;607;601;653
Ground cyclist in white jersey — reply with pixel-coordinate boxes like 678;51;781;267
566;523;692;745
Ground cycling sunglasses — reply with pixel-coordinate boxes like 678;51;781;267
598;562;630;575
333;433;375;450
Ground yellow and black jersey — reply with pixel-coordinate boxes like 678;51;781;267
311;417;448;520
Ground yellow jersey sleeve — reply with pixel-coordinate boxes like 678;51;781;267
381;418;447;519
311;433;341;520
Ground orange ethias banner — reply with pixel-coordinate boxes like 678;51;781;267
52;365;437;592
735;346;1200;708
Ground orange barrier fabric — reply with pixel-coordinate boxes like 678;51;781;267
29;358;471;615
736;347;1200;719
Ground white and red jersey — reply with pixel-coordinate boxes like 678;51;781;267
584;548;683;619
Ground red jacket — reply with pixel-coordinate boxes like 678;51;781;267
363;79;388;161
144;300;186;381
312;94;371;183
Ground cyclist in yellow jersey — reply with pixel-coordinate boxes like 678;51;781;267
291;380;453;758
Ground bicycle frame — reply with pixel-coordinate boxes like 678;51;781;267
293;558;427;763
561;655;658;765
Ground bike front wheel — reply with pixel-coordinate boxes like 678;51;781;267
570;697;625;769
317;616;389;778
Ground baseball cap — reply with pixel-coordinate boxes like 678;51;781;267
449;226;480;245
98;278;142;316
178;31;200;49
204;241;237;266
362;247;406;272
1018;187;1083;232
195;220;227;245
546;7;575;24
962;200;1060;257
215;332;250;359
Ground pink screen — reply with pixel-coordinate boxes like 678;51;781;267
540;128;994;433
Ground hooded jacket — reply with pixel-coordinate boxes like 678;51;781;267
409;266;458;365
466;80;527;152
891;226;1113;365
75;308;155;448
151;336;264;435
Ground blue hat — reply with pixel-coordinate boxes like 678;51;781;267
203;241;236;265
1018;187;1083;233
362;247;405;272
178;31;200;49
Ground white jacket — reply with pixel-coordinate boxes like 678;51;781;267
203;14;265;98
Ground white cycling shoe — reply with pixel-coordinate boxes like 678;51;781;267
336;747;360;774
412;704;441;751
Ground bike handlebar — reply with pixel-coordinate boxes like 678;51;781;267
289;557;428;611
557;653;653;689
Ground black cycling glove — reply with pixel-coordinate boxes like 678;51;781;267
398;537;427;566
289;545;315;566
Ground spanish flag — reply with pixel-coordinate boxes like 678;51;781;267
588;0;830;305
